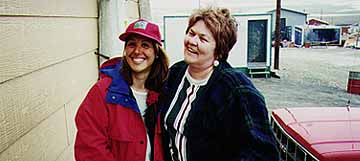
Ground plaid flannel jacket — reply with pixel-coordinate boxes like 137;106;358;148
160;61;279;161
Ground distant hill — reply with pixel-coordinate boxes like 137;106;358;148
309;14;360;25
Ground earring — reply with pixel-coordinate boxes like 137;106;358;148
213;60;219;67
155;55;159;59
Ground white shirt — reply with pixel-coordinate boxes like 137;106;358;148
131;87;151;161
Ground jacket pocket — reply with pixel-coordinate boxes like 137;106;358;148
107;104;147;161
110;132;145;161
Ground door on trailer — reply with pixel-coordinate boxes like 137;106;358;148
247;20;267;65
295;27;303;46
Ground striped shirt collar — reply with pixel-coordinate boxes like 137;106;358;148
185;67;213;86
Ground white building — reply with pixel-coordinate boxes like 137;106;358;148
268;8;308;42
164;13;273;78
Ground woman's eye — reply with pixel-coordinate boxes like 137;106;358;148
200;37;208;42
127;42;136;47
142;43;151;49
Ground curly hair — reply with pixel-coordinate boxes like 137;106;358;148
186;7;238;61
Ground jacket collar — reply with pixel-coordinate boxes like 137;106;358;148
100;60;140;113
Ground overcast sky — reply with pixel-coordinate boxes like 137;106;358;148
151;0;360;14
150;0;360;28
150;0;360;17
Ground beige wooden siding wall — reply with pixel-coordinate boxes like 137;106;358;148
0;0;98;161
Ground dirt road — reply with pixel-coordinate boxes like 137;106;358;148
251;47;360;110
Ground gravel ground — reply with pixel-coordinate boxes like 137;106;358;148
251;47;360;111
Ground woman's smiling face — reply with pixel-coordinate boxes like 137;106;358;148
125;34;156;74
183;20;216;69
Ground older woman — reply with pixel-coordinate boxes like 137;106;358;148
75;19;168;161
161;8;279;161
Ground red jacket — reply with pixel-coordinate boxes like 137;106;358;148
74;58;164;161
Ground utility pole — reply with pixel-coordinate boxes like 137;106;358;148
320;9;323;20
274;0;281;70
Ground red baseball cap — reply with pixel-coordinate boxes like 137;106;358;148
119;19;162;45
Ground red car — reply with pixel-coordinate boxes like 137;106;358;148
271;107;360;161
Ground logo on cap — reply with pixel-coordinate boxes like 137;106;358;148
133;21;148;30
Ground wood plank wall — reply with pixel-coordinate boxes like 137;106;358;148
0;0;99;160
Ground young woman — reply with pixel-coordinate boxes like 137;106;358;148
75;19;168;161
160;8;279;161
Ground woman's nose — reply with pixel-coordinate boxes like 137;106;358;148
134;45;141;54
187;35;198;46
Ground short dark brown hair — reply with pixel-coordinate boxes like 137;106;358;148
186;7;238;61
120;39;169;92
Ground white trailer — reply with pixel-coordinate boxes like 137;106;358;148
163;13;273;77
